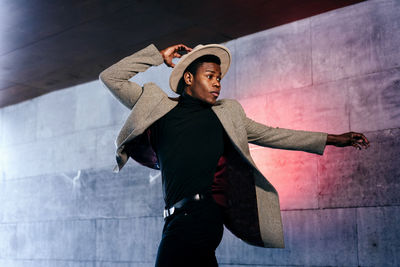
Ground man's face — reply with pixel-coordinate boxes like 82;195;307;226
184;62;222;105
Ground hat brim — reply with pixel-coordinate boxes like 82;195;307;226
169;44;231;93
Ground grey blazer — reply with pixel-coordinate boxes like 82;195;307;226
99;44;328;248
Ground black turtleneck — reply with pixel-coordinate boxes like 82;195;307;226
150;91;226;208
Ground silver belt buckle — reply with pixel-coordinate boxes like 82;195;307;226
163;206;175;219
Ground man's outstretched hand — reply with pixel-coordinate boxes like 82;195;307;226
326;132;370;150
160;44;192;68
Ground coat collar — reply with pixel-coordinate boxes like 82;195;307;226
212;102;241;153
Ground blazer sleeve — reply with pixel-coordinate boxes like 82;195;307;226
228;99;328;155
99;44;164;109
244;116;328;155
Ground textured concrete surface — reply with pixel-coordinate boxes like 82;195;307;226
16;220;96;260
250;148;320;210
311;0;400;84
0;260;95;267
233;19;312;100
217;209;357;266
96;217;162;263
0;223;17;259
221;266;304;267
1;99;37;146
0;172;80;223
263;80;350;133
76;81;131;131
78;165;164;219
357;206;400;267
0;0;399;266
0;165;163;223
36;87;77;139
96;262;153;267
318;128;400;208
237;95;269;125
0;109;3;148
2;129;98;180
348;67;400;132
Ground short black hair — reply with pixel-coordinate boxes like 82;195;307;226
176;54;221;94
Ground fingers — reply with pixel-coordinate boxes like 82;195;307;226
176;44;192;52
355;133;370;148
352;143;362;150
164;59;175;68
351;132;370;150
173;52;182;58
164;52;181;68
161;44;192;68
361;134;370;147
170;44;192;54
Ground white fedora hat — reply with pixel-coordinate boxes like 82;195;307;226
169;44;232;93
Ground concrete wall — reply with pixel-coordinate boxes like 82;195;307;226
1;0;399;266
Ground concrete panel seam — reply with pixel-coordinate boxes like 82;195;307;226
281;204;400;212
1;166;110;182
1;124;118;151
311;66;400;88
95;215;163;222
355;207;360;267
94;219;97;264
2;258;97;263
33;99;38;144
0;215;164;225
309;17;314;87
354;127;400;135
96;260;154;263
317;152;321;209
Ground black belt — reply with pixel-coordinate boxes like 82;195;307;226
163;192;212;219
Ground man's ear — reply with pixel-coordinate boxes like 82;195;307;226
184;71;193;86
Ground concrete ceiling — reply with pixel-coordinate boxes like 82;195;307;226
0;0;364;108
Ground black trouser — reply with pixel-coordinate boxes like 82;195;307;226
155;197;224;267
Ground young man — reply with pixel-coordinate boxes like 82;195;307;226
99;43;369;266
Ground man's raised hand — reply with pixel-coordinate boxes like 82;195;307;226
160;44;192;68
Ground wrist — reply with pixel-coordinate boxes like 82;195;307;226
159;49;165;58
326;134;338;145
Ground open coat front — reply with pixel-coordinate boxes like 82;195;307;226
99;44;328;248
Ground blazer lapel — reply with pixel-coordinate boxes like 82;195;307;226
212;104;241;150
